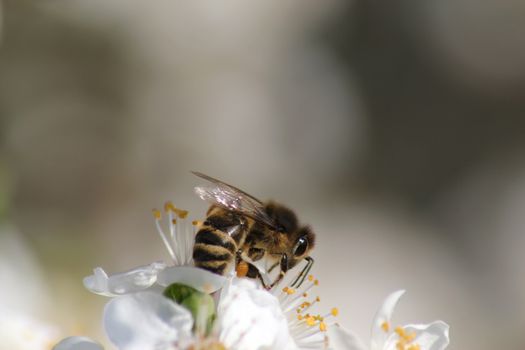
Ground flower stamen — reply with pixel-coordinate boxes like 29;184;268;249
152;203;195;266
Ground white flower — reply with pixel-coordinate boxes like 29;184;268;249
103;292;194;350
0;312;59;350
83;203;226;296
54;336;103;350
329;290;450;350
99;278;293;350
0;225;60;350
215;278;292;350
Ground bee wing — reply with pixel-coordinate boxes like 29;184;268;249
192;171;278;230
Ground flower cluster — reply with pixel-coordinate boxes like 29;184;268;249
55;203;450;350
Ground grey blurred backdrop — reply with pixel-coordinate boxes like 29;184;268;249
1;0;525;349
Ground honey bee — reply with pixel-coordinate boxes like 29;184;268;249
192;171;315;289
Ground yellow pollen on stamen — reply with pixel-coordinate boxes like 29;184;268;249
176;209;189;219
408;344;421;350
396;339;406;350
308;275;314;282
303;293;308;297
297;315;303;320
283;287;289;293
381;321;390;332
305;316;316;326
319;321;327;332
164;201;176;212
405;332;416;342
395;326;406;338
316;296;321;302
164;202;189;218
286;288;296;295
314;279;319;286
192;220;201;226
152;209;161;220
331;308;339;317
172;219;177;225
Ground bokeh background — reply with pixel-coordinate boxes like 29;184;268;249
1;0;525;349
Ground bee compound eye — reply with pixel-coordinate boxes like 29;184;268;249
293;237;308;257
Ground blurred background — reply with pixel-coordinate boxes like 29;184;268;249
1;0;525;348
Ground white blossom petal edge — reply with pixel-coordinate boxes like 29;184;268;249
329;290;449;350
157;266;226;293
328;326;366;350
103;291;193;350
54;336;104;350
83;262;167;297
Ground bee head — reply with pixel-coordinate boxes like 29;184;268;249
264;201;315;270
287;225;315;269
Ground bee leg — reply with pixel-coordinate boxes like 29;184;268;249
268;270;286;290
267;254;288;290
267;261;279;273
257;272;271;290
290;256;314;288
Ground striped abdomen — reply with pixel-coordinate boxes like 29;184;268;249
193;207;245;275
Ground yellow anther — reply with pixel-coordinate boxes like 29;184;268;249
396;340;406;350
164;202;189;218
331;308;339;317
405;332;416;342
303;293;308;297
314;279;319;286
408;344;420;350
282;287;289;293
319;321;327;332
296;309;301;314
305;316;316;326
395;326;406;338
381;321;390;332
308;275;314;281
164;201;176;212
172;219;177;225
176;209;189;219
297;315;303;320
286;288;296;295
152;209;162;220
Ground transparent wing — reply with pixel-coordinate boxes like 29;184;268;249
192;171;278;230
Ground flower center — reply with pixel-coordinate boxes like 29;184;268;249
381;321;420;350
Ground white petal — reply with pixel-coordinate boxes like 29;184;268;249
218;279;291;350
327;325;367;350
370;290;405;350
156;266;227;293
83;262;167;297
103;291;193;350
0;312;59;350
402;321;450;350
54;336;103;350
